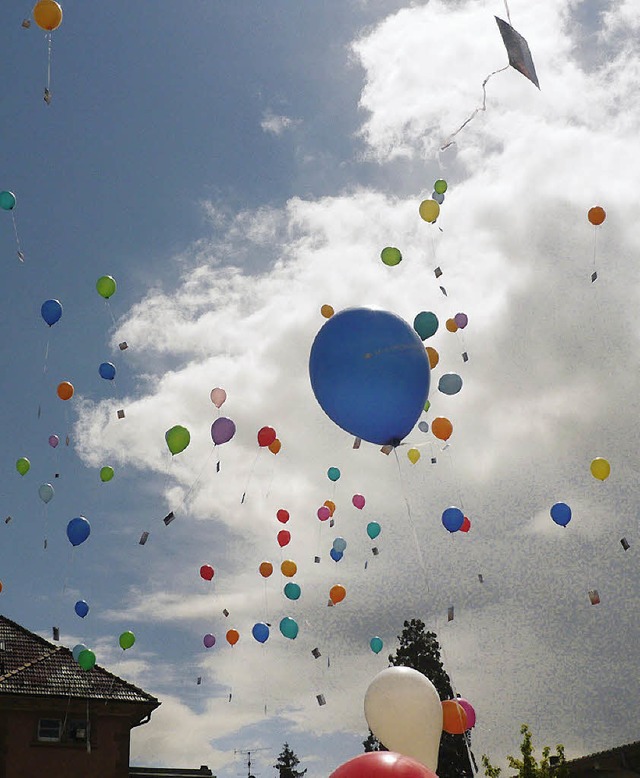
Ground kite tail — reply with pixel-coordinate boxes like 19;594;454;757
440;64;510;150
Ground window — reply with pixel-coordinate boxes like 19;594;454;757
37;719;61;742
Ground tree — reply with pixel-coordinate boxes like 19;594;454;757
274;743;307;778
363;619;475;778
482;724;568;778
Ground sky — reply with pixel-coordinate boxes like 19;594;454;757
1;0;640;775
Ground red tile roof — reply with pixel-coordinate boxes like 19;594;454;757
0;615;159;707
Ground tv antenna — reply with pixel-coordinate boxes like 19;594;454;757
235;748;269;778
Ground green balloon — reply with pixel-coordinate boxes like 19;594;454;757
0;191;16;211
284;582;301;601
413;311;439;340
165;425;190;455
380;247;402;267
96;275;117;299
16;457;30;476
100;466;114;482
77;648;96;670
424;400;431;413
119;630;136;650
434;179;448;195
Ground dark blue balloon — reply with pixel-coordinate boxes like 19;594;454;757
309;308;431;445
550;502;572;527
74;600;89;618
99;362;116;380
67;516;91;547
330;548;343;562
442;506;464;532
41;299;63;327
252;622;270;644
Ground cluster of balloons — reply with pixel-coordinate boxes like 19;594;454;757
444;312;468;334
73;643;96;671
442;698;476;734
441;506;466;533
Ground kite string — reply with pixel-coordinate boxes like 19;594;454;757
503;0;512;25
440;65;510;151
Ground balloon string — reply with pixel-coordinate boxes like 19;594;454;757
592;226;598;274
445;447;465;513
178;447;215;514
105;300;117;328
240;449;260;503
440;65;510;150
45;32;52;100
392;447;429;591
11;212;24;261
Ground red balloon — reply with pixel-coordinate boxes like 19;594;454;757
277;530;291;548
276;509;290;524
331;752;438;778
460;516;471;532
200;564;214;581
257;426;277;447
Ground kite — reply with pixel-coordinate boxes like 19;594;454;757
441;10;540;149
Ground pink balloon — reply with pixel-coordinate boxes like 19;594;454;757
317;506;331;521
457;698;476;729
352;494;366;510
210;387;227;408
49;435;59;449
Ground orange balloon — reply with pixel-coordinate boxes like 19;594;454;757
226;629;239;646
259;561;273;578
431;416;453;442
321;304;334;319
324;499;336;516
588;206;606;226
445;318;458;333
329;584;346;604
268;439;282;455
426;346;439;369
0;581;3;594
442;700;468;734
281;559;297;578
33;0;63;31
57;381;74;400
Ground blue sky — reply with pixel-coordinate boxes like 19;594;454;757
3;0;640;776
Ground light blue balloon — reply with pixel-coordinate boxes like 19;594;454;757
72;643;87;662
370;636;383;654
438;373;463;396
332;537;347;553
279;617;299;640
252;622;270;644
284;582;301;600
38;483;54;504
432;192;445;204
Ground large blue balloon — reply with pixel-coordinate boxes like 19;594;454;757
41;299;63;327
99;362;116;380
252;622;270;644
309;308;430;445
67;516;91;546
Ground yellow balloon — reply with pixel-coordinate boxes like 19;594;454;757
281;559;297;578
445;318;458;333
426;346;439;369
419;199;440;224
33;0;63;31
407;448;421;464
590;457;610;481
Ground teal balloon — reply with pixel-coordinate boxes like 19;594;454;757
279;617;299;640
370;636;383;654
367;521;381;539
327;467;341;482
413;311;439;340
72;643;87;661
284;582;301;600
0;191;16;211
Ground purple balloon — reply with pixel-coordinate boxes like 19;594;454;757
211;417;236;445
49;435;59;449
203;633;216;648
454;312;468;329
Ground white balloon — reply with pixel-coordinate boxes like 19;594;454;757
364;666;443;772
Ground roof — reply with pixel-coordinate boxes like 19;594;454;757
566;740;640;767
129;768;213;777
0;615;160;707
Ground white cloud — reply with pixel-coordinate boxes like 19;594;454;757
261;110;302;136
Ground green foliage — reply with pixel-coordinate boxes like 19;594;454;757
274;743;307;778
482;725;568;778
364;619;474;778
